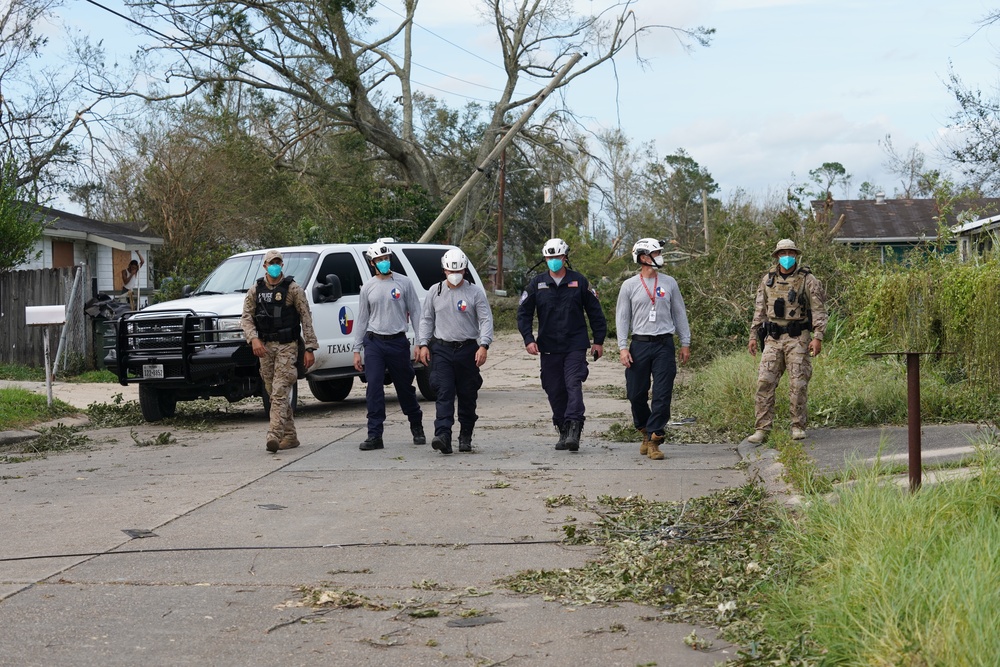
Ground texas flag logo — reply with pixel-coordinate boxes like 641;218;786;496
390;287;402;300
655;286;667;298
339;306;354;335
456;300;468;312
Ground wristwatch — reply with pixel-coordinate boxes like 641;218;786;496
305;347;316;353
480;343;489;350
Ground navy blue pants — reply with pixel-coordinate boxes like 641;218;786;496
539;349;590;426
430;342;483;435
625;337;677;437
363;335;422;438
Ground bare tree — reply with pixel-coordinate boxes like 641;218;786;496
0;0;122;196
113;0;711;236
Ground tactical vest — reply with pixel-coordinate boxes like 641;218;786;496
254;276;301;343
764;267;811;325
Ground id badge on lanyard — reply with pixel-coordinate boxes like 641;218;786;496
648;307;656;322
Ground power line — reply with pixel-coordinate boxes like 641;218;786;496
377;3;506;72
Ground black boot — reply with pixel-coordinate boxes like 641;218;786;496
564;420;582;452
431;431;453;455
458;425;473;452
553;423;569;450
411;422;426;445
359;436;384;451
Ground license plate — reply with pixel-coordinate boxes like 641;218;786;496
143;364;164;379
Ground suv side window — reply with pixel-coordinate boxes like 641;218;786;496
316;252;364;295
403;247;477;290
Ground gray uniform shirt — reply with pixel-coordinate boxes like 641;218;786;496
417;280;494;347
352;273;421;352
616;272;691;349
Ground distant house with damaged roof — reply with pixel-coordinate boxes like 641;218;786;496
811;195;1000;262
16;204;164;298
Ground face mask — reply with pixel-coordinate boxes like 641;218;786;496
266;264;282;278
375;260;392;275
778;255;797;270
652;255;664;268
446;273;463;286
546;258;564;272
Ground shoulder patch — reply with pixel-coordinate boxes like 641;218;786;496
519;291;529;304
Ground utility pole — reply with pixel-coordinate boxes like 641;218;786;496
418;53;584;243
497;146;505;291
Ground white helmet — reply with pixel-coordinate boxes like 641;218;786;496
441;248;468;271
365;240;393;261
542;238;569;257
632;238;664;263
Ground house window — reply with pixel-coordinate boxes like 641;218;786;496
52;240;74;268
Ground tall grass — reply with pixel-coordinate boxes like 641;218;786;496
676;346;996;438
756;452;1000;666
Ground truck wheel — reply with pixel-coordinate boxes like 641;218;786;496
139;385;177;422
262;381;298;417
307;377;353;402
415;366;437;401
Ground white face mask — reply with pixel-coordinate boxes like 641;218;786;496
652;255;664;268
446;273;463;286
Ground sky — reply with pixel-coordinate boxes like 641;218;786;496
49;0;1000;206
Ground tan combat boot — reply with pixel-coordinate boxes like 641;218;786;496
279;433;300;450
746;430;767;445
265;432;280;453
790;427;806;440
639;428;650;456
647;433;665;461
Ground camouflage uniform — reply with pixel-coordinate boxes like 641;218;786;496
241;272;318;449
750;264;827;432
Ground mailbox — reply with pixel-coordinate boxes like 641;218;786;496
25;305;67;326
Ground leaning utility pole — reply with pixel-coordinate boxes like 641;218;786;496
418;53;584;243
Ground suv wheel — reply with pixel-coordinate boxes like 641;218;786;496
138;385;177;422
415;366;437;401
307;377;353;402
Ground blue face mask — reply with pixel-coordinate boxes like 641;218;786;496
266;264;282;278
778;255;797;270
375;260;392;275
546;258;564;272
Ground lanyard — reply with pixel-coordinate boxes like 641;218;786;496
639;273;658;307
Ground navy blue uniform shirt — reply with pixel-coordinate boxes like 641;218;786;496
517;269;607;353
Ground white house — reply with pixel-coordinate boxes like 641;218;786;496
953;214;1000;261
18;204;164;298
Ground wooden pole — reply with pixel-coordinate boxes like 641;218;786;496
418;53;584;243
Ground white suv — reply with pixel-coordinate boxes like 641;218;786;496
105;240;483;421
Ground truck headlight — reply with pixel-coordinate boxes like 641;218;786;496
217;317;244;342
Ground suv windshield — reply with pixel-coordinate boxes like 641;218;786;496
196;252;319;293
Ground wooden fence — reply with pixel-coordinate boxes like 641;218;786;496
0;266;92;369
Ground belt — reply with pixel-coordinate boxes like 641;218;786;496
431;338;476;349
367;331;406;341
632;333;673;343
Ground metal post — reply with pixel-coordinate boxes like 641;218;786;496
497;147;505;291
906;352;921;491
43;328;53;408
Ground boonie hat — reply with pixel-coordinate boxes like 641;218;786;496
771;239;800;257
263;249;284;264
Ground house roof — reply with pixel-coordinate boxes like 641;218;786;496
33;204;164;250
811;198;1000;243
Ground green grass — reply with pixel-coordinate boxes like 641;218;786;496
0;363;117;383
0;388;77;430
748;448;1000;665
675;346;999;440
0;363;44;381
